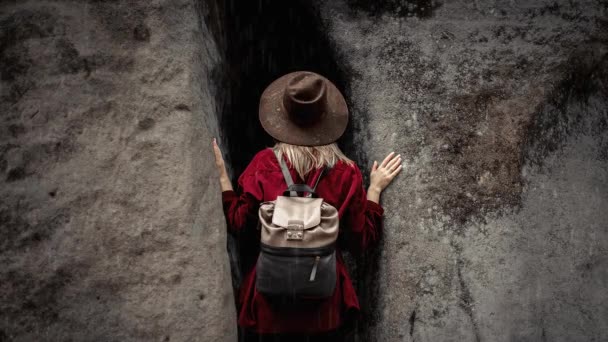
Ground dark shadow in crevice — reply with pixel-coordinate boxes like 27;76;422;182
200;1;381;340
203;0;349;182
345;0;442;18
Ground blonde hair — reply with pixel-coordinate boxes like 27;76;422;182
273;142;355;180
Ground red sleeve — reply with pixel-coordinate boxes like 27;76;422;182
339;165;384;255
221;156;264;234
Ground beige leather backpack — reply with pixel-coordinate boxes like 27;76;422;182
255;150;339;300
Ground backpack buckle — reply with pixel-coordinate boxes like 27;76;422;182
286;220;304;240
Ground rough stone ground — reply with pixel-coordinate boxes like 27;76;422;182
316;0;608;340
0;1;235;341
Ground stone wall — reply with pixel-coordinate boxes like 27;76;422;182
0;1;235;341
317;0;608;340
1;0;607;341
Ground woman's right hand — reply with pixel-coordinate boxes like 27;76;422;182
212;138;233;192
367;152;403;203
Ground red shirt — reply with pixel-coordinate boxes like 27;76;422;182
221;147;384;334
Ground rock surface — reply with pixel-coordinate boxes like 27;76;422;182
317;0;608;340
2;0;607;341
0;1;235;341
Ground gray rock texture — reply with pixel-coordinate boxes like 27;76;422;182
0;1;235;341
2;0;607;341
317;0;608;341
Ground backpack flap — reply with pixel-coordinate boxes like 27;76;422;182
272;196;322;229
259;197;339;249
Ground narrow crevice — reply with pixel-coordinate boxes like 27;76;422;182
455;253;481;342
202;0;349;184
200;1;379;340
541;326;547;342
408;309;416;337
450;238;481;342
349;243;382;341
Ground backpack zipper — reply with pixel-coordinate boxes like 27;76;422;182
309;256;320;281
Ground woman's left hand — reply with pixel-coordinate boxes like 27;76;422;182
212;138;233;191
366;151;403;204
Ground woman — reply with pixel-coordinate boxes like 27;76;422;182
212;71;402;341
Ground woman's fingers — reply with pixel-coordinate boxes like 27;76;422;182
371;160;378;172
390;158;402;172
212;138;221;156
385;154;401;170
389;164;403;177
380;151;395;168
212;138;224;167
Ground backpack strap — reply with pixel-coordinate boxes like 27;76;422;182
274;149;332;197
311;166;329;192
303;164;331;198
274;149;297;197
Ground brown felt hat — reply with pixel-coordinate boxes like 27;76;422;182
259;71;349;146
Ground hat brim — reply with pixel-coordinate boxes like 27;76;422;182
259;71;349;146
